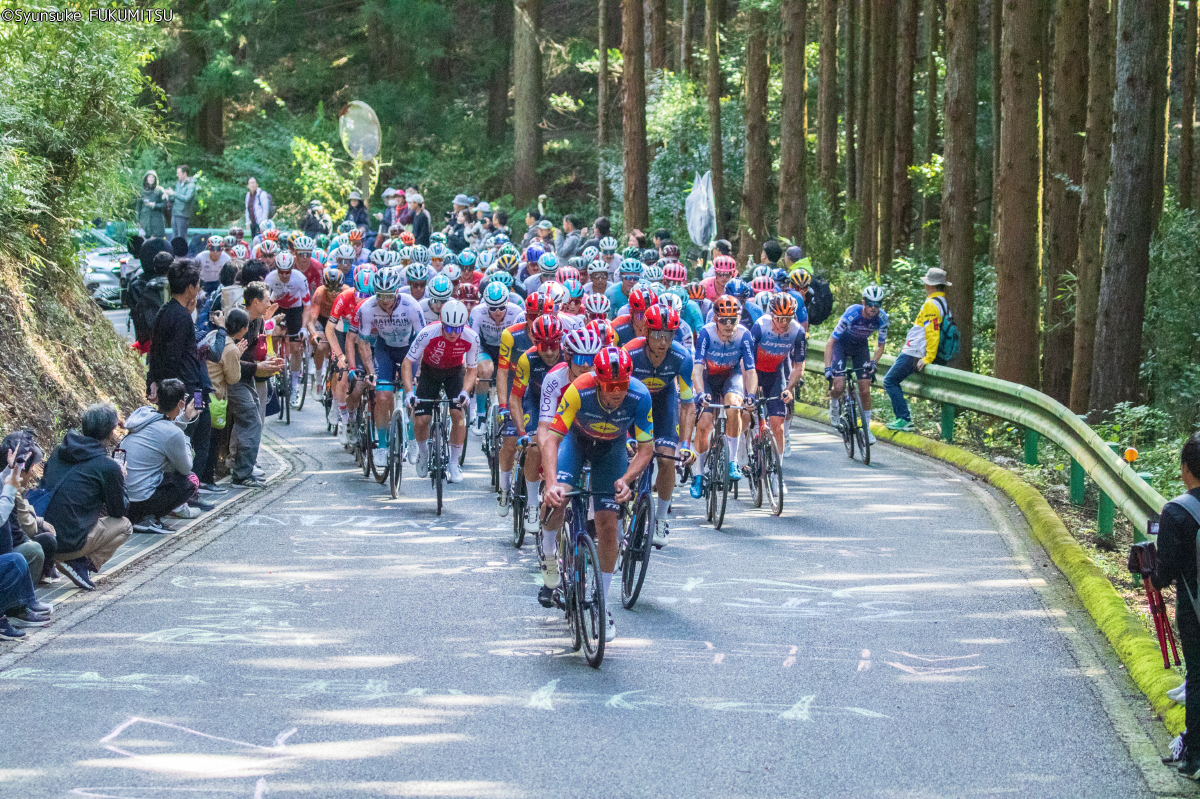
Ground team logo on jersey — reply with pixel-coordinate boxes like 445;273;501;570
588;422;620;435
642;377;666;392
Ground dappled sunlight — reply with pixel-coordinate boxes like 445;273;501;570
236;655;415;670
80;753;293;777
0;769;44;781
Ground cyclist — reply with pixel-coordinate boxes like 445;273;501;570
304;265;343;398
348;268;426;467
469;281;525;435
330;244;357;287
707;278;763;328
666;285;705;341
585;259;610;297
519;245;544;282
265;251;312;401
605;259;643;319
495;252;526;299
457;250;483;289
402;300;480;484
496;293;555;515
661;261;687;288
326;266;376;444
293;236;323;293
541;346;655;642
700;254;738;301
611;286;657;347
560;278;585;322
509;315;566;529
598;236;621;278
658;292;695;354
256;239;279;270
429;242;450;273
582;292;611;323
523;252;559;295
689;295;757;498
786;267;812;333
825;285;889;443
623;304;695;547
348;230;369;265
401;262;429;301
420;273;454;325
751;293;807;457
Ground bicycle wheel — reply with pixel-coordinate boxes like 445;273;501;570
765;436;785;516
362;399;376;479
842;396;857;459
560;522;581;651
511;464;526;548
275;372;288;422
433;408;446;515
713;442;730;531
856;402;871;466
749;436;764;508
323;365;336;432
704;441;719;523
295;353;309;411
576;531;606;668
388;414;403;499
621;494;653;609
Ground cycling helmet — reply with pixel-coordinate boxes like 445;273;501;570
713;254;737;275
724;278;752;299
440;299;469;328
261;219;277;232
621;246;640;261
370;248;391;267
599;236;619;254
489;270;514;289
686;281;706;301
232;244;249;260
563;326;604;356
457;249;478;270
429;232;447;246
661;243;680;260
643;264;664;283
662;263;687;283
221;235;236;249
455;283;480;306
538;252;558;275
396;245;413;262
410;245;430;265
556;265;581;283
492;233;510;246
315;234;330;250
588;259;609;275
354;266;376;295
562;278;584;299
619;259;644;277
582;292;611;318
544;281;570;309
405;262;430;283
644;304;680;332
499;242;519;258
771;267;789;286
862;285;886;303
649;281;667;296
658;292;683;313
525;245;545;264
332;233;351;249
427;273;454;301
477;250;494;270
294;235;315;252
484;281;509;308
229;226;244;239
274;251;294;270
750;275;775;294
496;252;519;273
400;231;415;245
529;314;564;348
594;345;633;384
332;244;356;263
582;246;600;262
347;230;363;245
525;292;555;317
751;264;771;279
752;291;773;313
442;263;463;284
714;295;741;317
567;256;585;271
429;242;449;262
338;221;356;234
769;293;799;317
374;267;403;294
626;287;658;314
641;249;660;266
789;267;812;291
321;266;342;288
264;229;280;242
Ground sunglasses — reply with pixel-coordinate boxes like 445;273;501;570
716;317;738;326
649;330;673;340
538;342;561;351
773;315;793;324
443;325;465;334
587;312;608;321
571;355;594;366
598;380;629;392
864;301;882;309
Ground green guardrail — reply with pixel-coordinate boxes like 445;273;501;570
803;340;1166;541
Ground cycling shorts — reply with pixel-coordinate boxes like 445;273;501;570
830;337;872;379
414;364;464;417
555;433;628;514
373;344;410;391
702;372;745;412
316;314;329;330
756;368;787;417
480;341;501;364
520;393;542;432
280;306;305;337
651;389;680;449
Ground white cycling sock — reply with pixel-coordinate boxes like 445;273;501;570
450;444;463;465
696;449;707;475
601;571;613;600
829;399;840;419
541;528;558;558
416;439;429;458
725;435;738;460
526;480;541;504
736;433;748;463
656;497;671;520
500;469;512;492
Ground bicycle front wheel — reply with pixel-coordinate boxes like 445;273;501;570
750;437;764;508
856;402;871;465
713;443;729;530
576;532;606;668
765;436;785;516
842;398;856;459
295;356;309;411
362;403;376;479
388;414;403;498
511;471;526;549
621;495;653;609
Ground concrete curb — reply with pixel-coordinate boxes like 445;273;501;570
792;403;1186;735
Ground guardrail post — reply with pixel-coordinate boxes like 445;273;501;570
940;403;955;442
1096;442;1121;543
1070;459;1085;505
1023;430;1039;466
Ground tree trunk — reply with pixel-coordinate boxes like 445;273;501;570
891;0;918;254
872;0;896;264
779;0;809;246
916;0;940;250
706;0;725;239
623;0;650;232
1089;0;1157;414
649;0;667;71
853;0;874;266
989;0;1001;267
1182;0;1197;210
941;0;978;370
512;0;542;206
682;0;694;76
487;0;514;143
1150;0;1173;229
1069;0;1114;413
738;7;770;261
1041;0;1088;403
818;0;839;209
197;98;224;155
846;0;858;206
598;0;611;216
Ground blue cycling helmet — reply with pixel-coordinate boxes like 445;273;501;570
724;278;752;299
457;249;477;269
619;259;644;276
537;252;558;274
771;267;789;286
405;262;430;283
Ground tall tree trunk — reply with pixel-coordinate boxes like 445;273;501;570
779;0;809;246
738;8;770;261
598;0;611;215
198;98;224;155
989;0;1001;266
649;0;667;70
623;0;650;232
1150;0;1173;229
994;0;1042;388
853;0;874;266
846;0;858;207
891;0;918;254
872;0;897;264
1090;0;1158;413
512;0;542;206
941;0;978;370
818;0;839;210
681;0;694;76
1182;0;1197;210
487;0;514;143
916;0;940;250
706;0;725;239
1069;0;1114;413
1041;0;1088;403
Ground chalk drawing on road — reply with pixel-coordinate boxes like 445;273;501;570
528;679;559;710
0;668;204;692
884;650;984;676
95;717;300;776
778;695;816;720
73;788;252;798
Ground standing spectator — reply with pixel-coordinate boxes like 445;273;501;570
627;229;646;249
41;404;132;591
446;209;471;253
123;379;202;531
556;215;583;260
301;200;332;238
408;193;431;247
396;186;418;228
652;228;673;252
884;268;950;432
491;210;510;240
1152;434;1200;777
374;189;402;248
244;177;272;238
229;283;282;488
583;216;612;250
207;308;250;481
535;219;555;249
169;165;198;241
147;260;215;494
343;191;370;233
138;170;167;238
521;210;543;249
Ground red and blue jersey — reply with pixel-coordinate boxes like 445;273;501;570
551;373;654;443
830;304;889;346
750;316;807;373
694;321;755;379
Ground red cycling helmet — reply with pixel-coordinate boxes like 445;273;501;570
525;292;555;317
661;243;680;260
529;314;563;349
714;295;741;318
264;229;280;242
454;283;480;305
713;254;737;275
644;304;680;332
400;231;415;245
586;319;615;346
627;287;658;314
594;345;633;384
555;266;581;283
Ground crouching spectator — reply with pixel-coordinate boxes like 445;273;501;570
40;403;132;591
1;431;58;585
0;455;54;637
123;379;202;533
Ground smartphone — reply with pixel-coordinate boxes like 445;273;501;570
193;390;203;409
112;448;127;467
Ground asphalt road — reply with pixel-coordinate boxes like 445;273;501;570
0;398;1192;798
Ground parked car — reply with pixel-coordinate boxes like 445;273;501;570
75;227;132;310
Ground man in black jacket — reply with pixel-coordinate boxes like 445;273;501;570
44;404;131;591
1154;433;1200;776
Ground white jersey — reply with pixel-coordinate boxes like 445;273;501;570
523;274;552;295
559;312;586;332
470;302;524;348
406;322;481;369
418;297;445;326
539;362;574;419
353;294;425;349
678;319;694;354
264;269;310;309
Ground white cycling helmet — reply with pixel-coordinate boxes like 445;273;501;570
484;281;509;308
587;259;609;275
862;285;886;303
643;264;664;283
752;291;773;313
543;281;570;308
370;248;391;267
443;263;463;283
599;236;618;254
427;273;454;301
538;252;558;276
293;235;315;252
582;246;600;262
275;251;295;270
374;267;403;294
658;292;682;312
582;293;611;316
333;244;356;262
410;244;430;265
563;326;604;356
440;299;469;328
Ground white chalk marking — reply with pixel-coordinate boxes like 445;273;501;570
779;695;816;721
528;679;559;710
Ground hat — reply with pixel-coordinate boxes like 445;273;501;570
348;190;362;201
453;193;471;207
921;267;952;286
785;245;803;263
409;193;424;205
382;188;397;198
476;201;492;213
537;219;552;230
309;199;322;209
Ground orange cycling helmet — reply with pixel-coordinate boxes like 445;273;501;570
769;293;798;317
348;229;364;244
529;314;563;348
686;281;706;301
264;229;280;242
644;304;680;332
400;231;415;245
594;345;633;384
714;295;741;318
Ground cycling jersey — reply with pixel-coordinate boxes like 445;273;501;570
699;276;729;302
522;274;552;295
680;299;705;339
694;321;755;379
750;316;807;373
623;338;695;399
538;362;574;421
604;284;634;319
469;303;523;348
310;285;339;323
551;373;653;444
830;303;889;346
511;347;565;427
559;312;586;332
782;289;810;325
406;322;481;370
329;288;365;334
418;297;446;326
354;294;425;349
296;257;322;293
497;321;532;373
265;270;311;309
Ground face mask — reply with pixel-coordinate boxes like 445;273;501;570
387;199;398;207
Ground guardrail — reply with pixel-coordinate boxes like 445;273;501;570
803;339;1166;537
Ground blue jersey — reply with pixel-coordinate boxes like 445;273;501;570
694;322;755;379
604;284;634;320
830;304;889;346
750;316;807;373
623;337;695;399
552;373;654;443
784;289;809;325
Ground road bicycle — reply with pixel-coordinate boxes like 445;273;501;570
555;467;605;668
366;376;409;499
426;393;460;516
829;367;872;465
321;358;341;433
616;454;662;610
479;381;502;493
742;394;785;516
701;401;741;531
509;437;529;549
273;331;307;423
292;333;312;412
358;381;382;480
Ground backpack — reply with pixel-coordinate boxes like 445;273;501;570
266;191;276;220
806;276;834;326
1169;494;1200;620
931;296;961;365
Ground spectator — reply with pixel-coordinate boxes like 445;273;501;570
762;239;783;266
884;268;950;432
452;193;472;216
627;229;646;249
342;191;370;234
446;209;472;253
521;210;543;249
123;379;203;532
409;193;431;247
0;453;53;637
535;219;555;249
301;200;332;238
42;403;132;591
169;165;198;242
244;177;272;238
129;242;172;352
147;260;215;494
652;228;673;251
138;170;167;239
1;431;57;586
491;210;510;240
215;261;244;318
374;189;402;248
556;215;582;260
230;283;283;488
396;186;419;228
207;308;250;479
1152;433;1200;777
583;216;612;250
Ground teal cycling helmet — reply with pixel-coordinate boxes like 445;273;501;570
620;259;644;276
484;281;509;308
354;266;376;295
427;273;454;301
405;262;430;283
457;249;477;269
488;270;514;289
